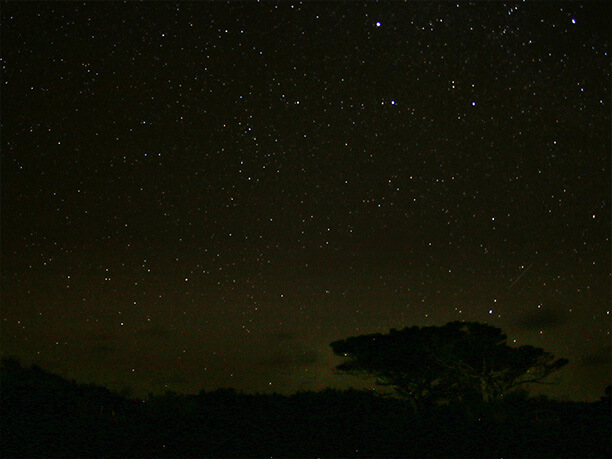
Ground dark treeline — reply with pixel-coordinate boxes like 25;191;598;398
1;357;610;458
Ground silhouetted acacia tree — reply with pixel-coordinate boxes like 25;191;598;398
330;321;568;410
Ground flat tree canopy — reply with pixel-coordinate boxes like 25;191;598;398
330;321;568;408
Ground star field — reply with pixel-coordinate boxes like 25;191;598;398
2;2;610;400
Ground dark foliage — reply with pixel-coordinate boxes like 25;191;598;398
331;321;569;408
1;357;609;457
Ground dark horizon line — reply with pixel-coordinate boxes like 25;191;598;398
2;355;608;405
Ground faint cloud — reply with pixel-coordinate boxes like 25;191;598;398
580;345;612;368
514;308;566;330
150;375;188;386
259;350;320;369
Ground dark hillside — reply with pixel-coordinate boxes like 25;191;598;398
2;358;610;457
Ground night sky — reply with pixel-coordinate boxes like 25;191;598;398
2;1;610;401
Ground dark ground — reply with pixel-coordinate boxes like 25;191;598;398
2;358;610;458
